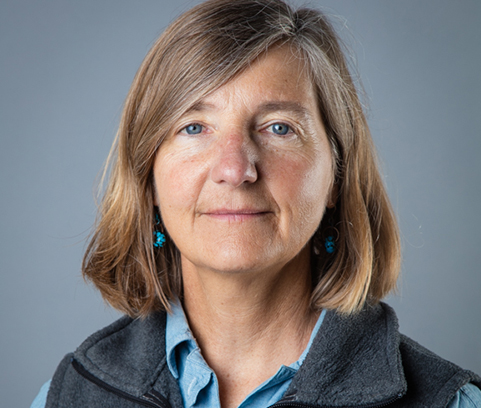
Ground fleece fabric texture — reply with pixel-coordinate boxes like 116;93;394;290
45;302;481;408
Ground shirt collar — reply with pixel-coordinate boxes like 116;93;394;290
166;301;327;408
166;300;326;378
291;308;326;370
165;299;197;379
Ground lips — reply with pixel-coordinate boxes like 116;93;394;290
202;208;272;221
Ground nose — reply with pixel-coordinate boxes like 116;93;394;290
210;131;258;187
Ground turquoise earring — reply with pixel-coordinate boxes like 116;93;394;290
322;212;338;255
153;212;166;248
324;236;335;254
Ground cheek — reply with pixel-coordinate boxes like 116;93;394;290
153;150;207;213
278;146;332;195
269;149;332;229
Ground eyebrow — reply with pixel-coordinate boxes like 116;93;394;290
186;100;313;121
185;101;216;113
256;101;313;121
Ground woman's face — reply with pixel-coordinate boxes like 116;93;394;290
153;46;334;275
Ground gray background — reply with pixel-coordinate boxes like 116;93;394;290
1;0;480;406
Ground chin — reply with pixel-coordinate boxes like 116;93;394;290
201;242;292;275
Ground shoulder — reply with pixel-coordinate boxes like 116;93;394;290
73;312;167;381
71;312;167;387
448;383;481;408
353;304;481;406
45;312;173;407
399;333;481;388
288;302;481;408
30;380;51;408
394;321;481;407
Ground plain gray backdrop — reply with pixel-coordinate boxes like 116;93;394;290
1;1;480;406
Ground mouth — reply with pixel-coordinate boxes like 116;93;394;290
202;209;272;221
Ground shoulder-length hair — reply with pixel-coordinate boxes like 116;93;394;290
83;0;401;317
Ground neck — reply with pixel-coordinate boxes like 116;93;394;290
180;245;319;408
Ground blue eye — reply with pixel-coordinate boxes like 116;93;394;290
183;124;203;135
270;123;290;135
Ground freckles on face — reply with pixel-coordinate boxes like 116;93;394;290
267;142;331;240
152;45;334;274
154;141;209;219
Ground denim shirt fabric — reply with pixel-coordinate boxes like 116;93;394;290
165;301;326;408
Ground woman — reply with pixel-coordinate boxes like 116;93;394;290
32;0;481;407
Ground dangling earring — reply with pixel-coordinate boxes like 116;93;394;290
153;211;166;248
322;214;338;255
324;235;335;254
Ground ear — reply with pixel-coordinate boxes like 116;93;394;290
326;183;338;209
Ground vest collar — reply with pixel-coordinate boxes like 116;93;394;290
280;302;407;407
73;302;406;406
73;312;168;397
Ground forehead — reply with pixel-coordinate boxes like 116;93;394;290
184;45;317;114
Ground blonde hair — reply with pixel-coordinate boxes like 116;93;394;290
83;0;401;317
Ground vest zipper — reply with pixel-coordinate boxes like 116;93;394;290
269;392;403;408
72;358;172;408
72;357;403;408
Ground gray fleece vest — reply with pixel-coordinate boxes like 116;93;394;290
46;303;481;408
